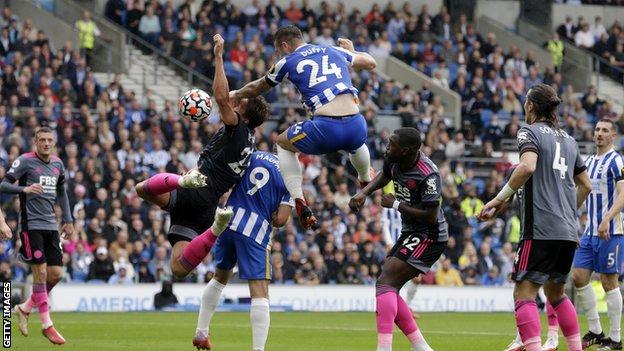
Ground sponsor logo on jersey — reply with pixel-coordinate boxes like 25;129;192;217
425;178;437;195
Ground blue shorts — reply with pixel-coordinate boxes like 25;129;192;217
286;113;367;155
213;229;271;280
573;235;624;274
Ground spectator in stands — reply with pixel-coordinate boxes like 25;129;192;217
104;0;126;25
75;11;102;66
87;246;115;282
574;21;596;49
480;266;503;286
138;6;161;48
108;264;133;284
435;258;463;287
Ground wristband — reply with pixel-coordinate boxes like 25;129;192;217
495;183;516;202
392;200;401;211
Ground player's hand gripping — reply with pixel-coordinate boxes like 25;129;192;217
0;221;11;240
478;198;504;221
213;34;224;57
61;222;75;239
337;38;355;52
380;194;396;209
349;192;366;212
23;183;44;195
597;219;610;240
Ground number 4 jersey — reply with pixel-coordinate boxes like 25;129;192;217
265;44;359;113
225;152;293;248
516;122;586;242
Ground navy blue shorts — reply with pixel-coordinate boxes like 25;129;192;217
286;113;367;155
213;229;271;280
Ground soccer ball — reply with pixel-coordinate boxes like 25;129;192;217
179;88;213;122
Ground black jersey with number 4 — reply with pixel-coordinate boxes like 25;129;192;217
383;152;448;242
198;115;255;195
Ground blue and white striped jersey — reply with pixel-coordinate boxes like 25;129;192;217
381;208;402;245
265;44;359;113
226;152;293;247
584;149;624;236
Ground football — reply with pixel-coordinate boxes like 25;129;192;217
178;88;213;122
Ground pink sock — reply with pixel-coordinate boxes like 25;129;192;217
21;296;36;313
552;297;581;351
31;283;52;328
376;285;398;348
546;301;559;333
179;228;218;272
395;294;419;338
144;173;181;195
515;300;541;351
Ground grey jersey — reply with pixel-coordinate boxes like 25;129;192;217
516;123;586;241
383;152;448;242
4;152;71;231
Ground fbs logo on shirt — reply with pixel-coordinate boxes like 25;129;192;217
39;176;57;193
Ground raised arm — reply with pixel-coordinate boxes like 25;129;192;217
231;77;273;100
337;38;377;71
212;34;239;126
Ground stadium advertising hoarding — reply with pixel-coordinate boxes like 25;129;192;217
49;284;515;312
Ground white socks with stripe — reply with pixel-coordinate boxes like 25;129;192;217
277;145;304;200
576;284;602;334
196;279;225;335
251;298;270;351
349;144;372;182
606;288;622;342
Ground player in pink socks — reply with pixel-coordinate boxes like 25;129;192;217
480;84;592;351
504;299;560;351
135;34;270;279
351;128;447;351
0;127;74;345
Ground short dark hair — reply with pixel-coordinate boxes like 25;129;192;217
244;96;270;129
35;126;54;139
526;83;561;126
394;127;422;151
597;118;618;133
274;25;303;46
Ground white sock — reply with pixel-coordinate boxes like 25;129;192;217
196;279;225;333
547;326;559;341
377;346;392;351
349;144;372;182
250;298;270;351
605;288;622;342
413;339;433;351
404;280;418;306
277;145;304;199
576;284;602;334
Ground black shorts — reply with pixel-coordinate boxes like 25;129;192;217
166;186;219;246
388;232;446;275
19;230;62;266
512;239;577;284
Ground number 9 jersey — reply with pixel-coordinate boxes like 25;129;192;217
224;151;293;248
265;44;359;113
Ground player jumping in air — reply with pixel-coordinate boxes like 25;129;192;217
176;151;292;350
479;83;592;351
350;128;448;351
230;25;377;229
571;118;624;351
1;127;74;345
135;34;270;278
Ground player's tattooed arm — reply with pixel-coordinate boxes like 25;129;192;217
230;77;273;100
212;34;239;126
598;180;624;240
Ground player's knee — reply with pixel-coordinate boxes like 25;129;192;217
47;268;63;284
600;274;619;291
572;269;589;287
170;261;189;278
135;182;146;197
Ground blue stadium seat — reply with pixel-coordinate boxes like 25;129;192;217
480;109;493;126
449;63;459;83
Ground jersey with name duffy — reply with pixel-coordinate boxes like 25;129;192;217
265;44;359;113
516;122;586;242
382;152;448;242
5;152;67;231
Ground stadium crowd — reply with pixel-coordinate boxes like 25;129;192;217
0;2;622;288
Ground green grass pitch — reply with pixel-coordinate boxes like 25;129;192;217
10;311;605;350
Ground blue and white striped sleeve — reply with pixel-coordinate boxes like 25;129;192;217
333;46;355;65
280;192;294;207
265;57;289;87
610;154;624;183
